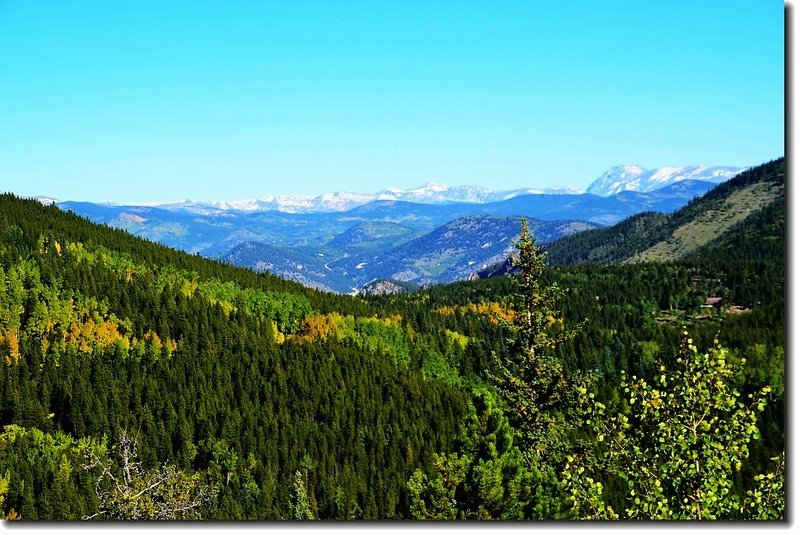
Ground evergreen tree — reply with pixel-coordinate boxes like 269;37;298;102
407;388;531;519
490;219;586;459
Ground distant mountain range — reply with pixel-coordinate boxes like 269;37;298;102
43;162;753;293
125;183;584;215
60;163;741;215
54;181;723;293
221;216;601;293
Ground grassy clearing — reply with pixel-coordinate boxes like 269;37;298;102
631;182;782;262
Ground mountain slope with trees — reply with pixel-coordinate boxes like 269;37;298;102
542;159;784;266
0;157;785;520
0;194;472;519
380;213;784;520
57;178;720;293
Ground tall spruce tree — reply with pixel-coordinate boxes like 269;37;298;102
490;219;585;459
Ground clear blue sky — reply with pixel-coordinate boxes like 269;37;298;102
0;0;784;203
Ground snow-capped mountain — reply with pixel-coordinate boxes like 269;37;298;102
89;163;743;214
128;193;375;215
372;183;582;204
586;165;746;197
207;192;375;213
127;183;583;215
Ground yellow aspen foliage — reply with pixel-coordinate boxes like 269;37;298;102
115;337;131;352
1;331;21;365
97;321;124;347
180;278;199;298
434;302;515;325
360;315;401;327
473;302;516;324
63;319;127;353
64;319;125;353
143;330;163;352
0;472;7;507
434;305;457;317
139;331;176;356
294;313;346;342
0;471;18;520
444;329;469;350
273;323;286;344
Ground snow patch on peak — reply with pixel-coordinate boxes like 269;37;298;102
609;164;646;175
650;166;688;181
420;182;448;191
587;164;745;196
118;162;745;214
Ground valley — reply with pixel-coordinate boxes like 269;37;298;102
55;166;731;293
0;158;785;520
1;1;783;522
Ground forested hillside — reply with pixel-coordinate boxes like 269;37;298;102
58;176;715;293
366;160;786;519
0;194;472;519
0;154;785;520
543;159;784;265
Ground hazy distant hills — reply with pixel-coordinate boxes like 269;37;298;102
51;163;748;293
327;221;414;250
222;216;599;292
75;163;740;215
221;241;355;292
59;177;717;248
122;182;585;214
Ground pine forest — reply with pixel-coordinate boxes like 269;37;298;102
0;159;786;521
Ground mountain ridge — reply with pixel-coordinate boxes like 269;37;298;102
221;215;600;293
54;177;732;293
544;158;784;265
44;162;742;214
585;164;746;197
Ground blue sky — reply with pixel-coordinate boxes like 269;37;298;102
0;1;784;203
